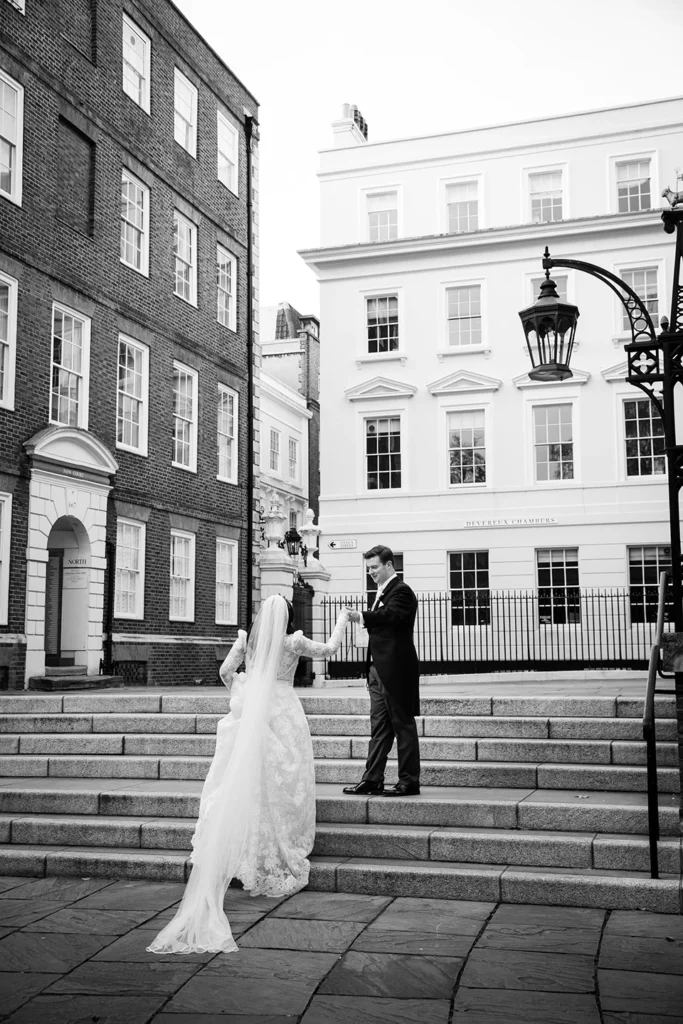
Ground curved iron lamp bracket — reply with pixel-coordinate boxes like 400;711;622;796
543;249;664;418
543;250;658;346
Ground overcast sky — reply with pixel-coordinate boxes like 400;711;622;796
175;0;683;318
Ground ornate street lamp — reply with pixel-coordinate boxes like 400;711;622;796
519;190;683;880
518;265;580;381
284;527;301;559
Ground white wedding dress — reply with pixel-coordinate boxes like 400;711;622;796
148;597;349;955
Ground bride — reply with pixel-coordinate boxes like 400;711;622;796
148;594;350;954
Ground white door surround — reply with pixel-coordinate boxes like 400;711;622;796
23;426;118;683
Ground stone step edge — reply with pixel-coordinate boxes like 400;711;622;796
3;813;680;852
3;731;674;747
0;753;678;771
0;846;679;913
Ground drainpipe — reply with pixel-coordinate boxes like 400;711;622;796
244;113;256;627
101;540;116;675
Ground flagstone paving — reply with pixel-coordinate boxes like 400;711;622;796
0;874;681;1023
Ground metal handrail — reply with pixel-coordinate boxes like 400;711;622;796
643;571;668;879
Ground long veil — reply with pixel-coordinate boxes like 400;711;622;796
147;594;290;954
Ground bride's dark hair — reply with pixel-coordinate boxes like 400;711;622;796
248;596;296;640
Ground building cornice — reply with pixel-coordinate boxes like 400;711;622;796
299;211;663;268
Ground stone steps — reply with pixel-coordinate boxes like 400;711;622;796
0;780;679;835
0;689;679;912
0;731;677;766
1;810;680;874
0;753;677;791
0;843;679;913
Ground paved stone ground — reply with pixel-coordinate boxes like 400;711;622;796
0;875;681;1022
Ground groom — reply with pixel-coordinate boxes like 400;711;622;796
344;545;420;797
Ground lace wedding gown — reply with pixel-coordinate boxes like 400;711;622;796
148;601;349;954
197;610;349;897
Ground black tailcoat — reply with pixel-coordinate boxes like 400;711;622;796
363;577;420;716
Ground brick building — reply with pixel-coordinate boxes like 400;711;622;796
0;0;259;688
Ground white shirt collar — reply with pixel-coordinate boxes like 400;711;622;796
376;571;397;597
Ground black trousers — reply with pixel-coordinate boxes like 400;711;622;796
362;665;420;786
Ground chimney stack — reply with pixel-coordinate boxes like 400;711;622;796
332;104;368;148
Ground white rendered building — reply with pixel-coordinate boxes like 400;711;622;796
300;98;683;632
258;303;316;534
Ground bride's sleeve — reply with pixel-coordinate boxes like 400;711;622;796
218;629;248;687
291;609;349;658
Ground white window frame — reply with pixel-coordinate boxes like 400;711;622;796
288;436;299;482
364;413;403;492
0;492;11;625
443;281;484;352
0;67;24;207
217;383;238;484
523;164;568;224
114;517;146;620
217;111;239;195
443;177;480;234
366;294;399;355
622;394;666;480
174;68;197;158
532;402;575;485
116;334;149;457
120;169;149;276
216;244;237;330
0;269;18;410
269;427;281;474
169;529;195;622
172;360;198;473
447;408;487;488
122;13;151;115
613;258;664;338
356;285;405;365
49;302;91;430
609;151;658;216
215;537;238;626
173;210;197;306
361;185;401;242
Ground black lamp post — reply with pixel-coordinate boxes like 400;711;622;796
284;527;309;568
519;195;683;850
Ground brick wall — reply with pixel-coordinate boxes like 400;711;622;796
0;0;258;687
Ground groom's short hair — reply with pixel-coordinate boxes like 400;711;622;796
364;544;394;566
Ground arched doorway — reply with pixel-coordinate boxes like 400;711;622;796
44;517;91;668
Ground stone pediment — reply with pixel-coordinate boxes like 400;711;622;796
601;360;628;383
427;369;502;397
24;426;119;477
513;368;590;390
344;376;417;402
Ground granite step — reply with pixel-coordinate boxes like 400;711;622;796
0;751;677;791
314;757;679;793
0;732;677;770
0;708;678;744
0;844;678;913
0;692;677;720
0;780;678;836
1;811;680;874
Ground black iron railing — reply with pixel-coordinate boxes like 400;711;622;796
323;588;674;677
643;572;673;879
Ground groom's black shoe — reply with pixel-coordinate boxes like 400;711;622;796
342;780;384;795
381;783;420;797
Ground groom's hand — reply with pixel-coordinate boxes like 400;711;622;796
346;608;362;624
